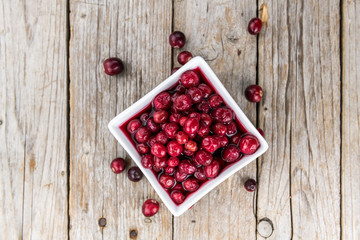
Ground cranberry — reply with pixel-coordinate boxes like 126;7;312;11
169;113;182;123
201;136;221;153
218;135;229;147
244;179;257;192
188;112;201;121
142;199;159;217
194;168;207;182
127;119;142;134
204;160;220;178
195;149;213;166
230;133;242;145
180;70;200;88
128;166;143;182
174;170;188;182
172;183;183;191
140;112;150;124
151;143;167;157
171;190;185;204
152;165;162;173
169;31;186;48
164;123;179;139
200;113;212;126
171;67;180;74
213;123;227;136
239;134;259;154
159;174;176;189
226;121;237;136
183;149;195;157
154;156;167;168
209;94;223;108
187;87;204;103
211;107;233;124
161;123;168;131
198;83;213;98
175;131;189;144
154;92;171;110
167;157;180;167
179;116;188;126
141;154;153;169
184;118;200;135
103;57;124;75
196;100;210;113
174;94;192;111
191;156;202;167
135;127;151;143
248;18;262;35
185;140;198;152
257;128;264;137
222;144;241;162
197;123;210;137
175;84;186;93
155;132;168;145
110;158;126;174
146;118;160;133
148;136;157;147
183;178;199;192
177;51;193;65
178;160;196;175
137;143;150;154
167;140;183;157
164;166;175;175
153;110;169;123
245;85;263;102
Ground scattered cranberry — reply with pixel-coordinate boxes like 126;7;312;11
159;174;175;189
178;160;196;175
171;67;180;74
244;179;257;192
245;85;263;102
183;178;199;192
204;160;220;178
156;131;169;145
142;199;159;217
180;70;200;88
174;94;192;111
213;123;227;136
184;118;200;135
147;118;160;133
135;127;151;143
154;92;172;110
201;136;220;153
211;107;233;124
174;170;188;182
195;150;213;166
153;110;169;123
151;142;167;158
154;156;167;168
171;190;185;204
103;57;124;75
209;94;223;108
140;112;150;124
222;144;241;162
141;154;153;169
169;31;186;48
239;134;259;155
185;140;198;152
176;131;189;144
167;140;183;157
248;18;262;35
111;158;126;174
128;166;143;182
127;119;141;134
198;83;213;98
194;168;207;182
177;51;193;65
137;143;150;154
257;128;264;137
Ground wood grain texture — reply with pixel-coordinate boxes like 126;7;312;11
0;0;68;239
69;0;173;239
341;0;360;239
173;1;258;239
258;0;341;239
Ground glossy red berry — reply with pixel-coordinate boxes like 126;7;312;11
127;119;142;134
167;157;180;167
180;70;200;88
177;51;193;65
103;57;124;75
137;143;150;154
185;140;198;152
194;168;207;182
244;179;257;192
154;92;172;110
176;131;189;144
245;85;263;102
167;140;183;157
184;118;200;135
169;31;186;48
222;144;241;163
248;18;262;35
201;136;221;153
178;160;196;175
183;178;199;192
164;122;179;139
135;127;151;143
127;166;143;182
213;123;227;136
159;174;176;189
154;156;167;169
174;170;188;182
111;158;126;174
204;160;220;178
239;134;260;155
141;154;153;169
195;149;213;166
198;83;213;98
174;94;192;111
142;199;159;217
153;110;169;123
209;94;223;108
187;87;204;103
171;190;185;204
211;107;233;124
151;143;167;158
146;118;160;133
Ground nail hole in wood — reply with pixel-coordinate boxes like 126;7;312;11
129;229;138;239
144;218;152;223
257;218;274;238
98;218;106;227
237;50;242;56
191;220;196;223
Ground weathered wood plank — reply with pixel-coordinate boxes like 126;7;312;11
69;0;173;239
258;0;341;239
0;0;68;239
341;0;360;239
173;0;258;239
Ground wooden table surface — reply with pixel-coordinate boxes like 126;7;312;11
1;0;359;239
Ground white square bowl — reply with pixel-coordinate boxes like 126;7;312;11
108;56;268;216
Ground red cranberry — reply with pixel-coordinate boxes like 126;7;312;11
183;178;199;192
155;131;168;145
103;57;124;75
201;136;221;153
175;131;189;144
174;94;192;111
175;84;186;93
154;156;168;168
226;121;238;136
244;179;257;192
177;51;193;65
141;154;153;169
197;123;210;137
110;158;126;174
204;160;220;178
187;87;204;103
196;100;210;113
137;143;150;154
195;149;213;166
154;92;171;110
159;174;176;189
161;123;168;131
167;140;183;157
184;118;200;135
140;112;150;124
230;133;242;145
151;143;167;157
128;166;143;182
185;140;198;152
194;168;207;182
167;157;180;167
148;136;157;147
174;170;188;182
165;166;175;175
165;123;179;139
127;119;142;134
171;67;180;74
212;107;233;124
178;160;196;174
182;107;196;115
200;113;212;126
248;18;262;35
180;70;200;88
239;134;259;154
209;94;223;108
146;118;160;133
135;127;151;143
169;31;186;48
183;149;195;157
198;83;213;98
218;135;229;147
152;165;162;173
257;128;264;137
142;199;159;217
245;85;263;102
153;110;169;123
169;113;182;123
188;112;201;121
222;144;241;162
179;116;188;126
172;183;183;191
171;190;185;204
191;156;202;167
213;123;227;136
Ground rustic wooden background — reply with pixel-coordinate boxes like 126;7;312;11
0;0;359;239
